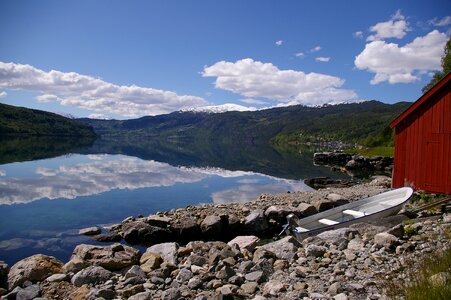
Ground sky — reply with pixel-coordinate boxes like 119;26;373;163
0;0;450;119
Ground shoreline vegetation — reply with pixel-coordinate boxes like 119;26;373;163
0;179;449;299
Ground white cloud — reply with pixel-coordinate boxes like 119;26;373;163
240;98;267;105
275;40;284;46
354;31;363;39
429;16;451;27
355;30;447;84
0;91;7;98
202;58;359;106
310;46;322;52
295;52;305;58
315;56;331;62
88;113;110;119
35;167;57;177
367;10;410;41
0;62;208;117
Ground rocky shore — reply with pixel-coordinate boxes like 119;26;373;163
0;179;449;300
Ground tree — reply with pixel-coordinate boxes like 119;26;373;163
422;38;451;93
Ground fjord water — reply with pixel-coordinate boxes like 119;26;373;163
0;137;349;264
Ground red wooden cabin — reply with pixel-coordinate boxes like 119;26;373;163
390;73;451;194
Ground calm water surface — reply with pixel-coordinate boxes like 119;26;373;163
0;139;349;264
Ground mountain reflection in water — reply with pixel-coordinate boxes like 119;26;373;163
0;136;349;264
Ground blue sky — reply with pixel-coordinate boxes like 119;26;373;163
0;0;450;119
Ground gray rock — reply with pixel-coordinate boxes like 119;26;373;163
297;203;317;217
67;243;140;271
8;254;63;289
128;291;153;300
263;280;286;296
172;217;201;241
244;209;269;233
305;244;327;257
334;293;349;300
309;292;327;299
314;227;358;245
45;273;68;282
71;266;113;287
227;235;260;251
161;287;181;300
374;232;398;249
241;282;258;294
387;224;404;238
86;288;116;300
122;220;172;244
328;282;342;296
125;265;146;280
146;242;178;265
216;265;235;280
16;284;40;300
345;283;365;292
93;232;122;242
200;215;223;237
260;236;299;261
188;277;203;289
245;271;265;283
349;223;387;238
188;254;208;266
264;205;299;222
147;215;172;227
347;237;365;251
314;199;335;212
176;268;193;282
78;226;101;236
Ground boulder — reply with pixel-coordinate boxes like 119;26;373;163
16;284;40;300
245;271;265;283
139;252;162;272
260;236;299;261
200;215;223;237
314;199;335;212
67;243;141;271
71;266;113;287
171;217;201;241
314;228;358;245
8;254;63;289
92;232;122;242
264;205;299;222
45;273;68;283
349;223;387;238
121;220;172;244
146;215;172;227
263;280;286;296
374;232;398;249
227;235;260;251
78;226;101;236
146;242;178;265
304;245;326;258
128;291;153;300
297;203;317;217
161;287;181;300
244;209;269;233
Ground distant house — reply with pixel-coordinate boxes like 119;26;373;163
390;73;451;194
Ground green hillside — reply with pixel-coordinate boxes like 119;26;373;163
0;103;96;137
80;100;410;147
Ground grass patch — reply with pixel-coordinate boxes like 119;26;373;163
384;248;451;299
344;147;394;157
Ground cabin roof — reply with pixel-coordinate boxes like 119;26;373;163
390;72;451;128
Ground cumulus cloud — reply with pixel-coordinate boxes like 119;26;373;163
275;40;284;46
315;56;331;62
295;52;305;58
367;10;410;41
240;98;267;105
355;30;447;84
310;46;322;52
202;58;359;106
183;103;256;113
429;16;451;27
354;31;363;39
0;91;7;98
88;113;110;119
0;62;208;117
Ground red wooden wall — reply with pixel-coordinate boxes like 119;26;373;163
392;80;451;194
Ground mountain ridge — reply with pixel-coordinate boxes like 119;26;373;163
79;100;411;147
